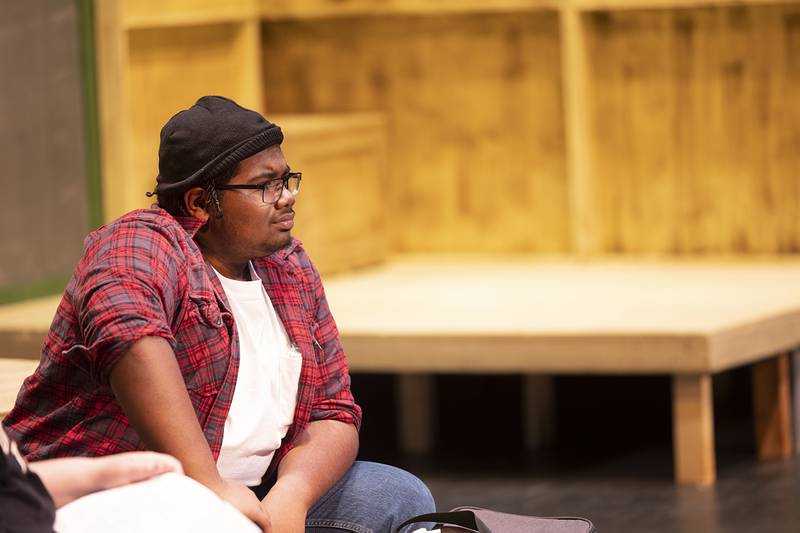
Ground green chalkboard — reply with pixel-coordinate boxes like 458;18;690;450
0;0;96;302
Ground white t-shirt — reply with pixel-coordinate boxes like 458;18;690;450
212;262;303;486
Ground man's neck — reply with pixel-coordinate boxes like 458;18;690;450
205;254;251;281
196;231;252;281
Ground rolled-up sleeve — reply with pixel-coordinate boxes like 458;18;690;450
306;259;362;430
73;222;181;385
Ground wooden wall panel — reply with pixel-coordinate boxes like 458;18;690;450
275;114;389;274
574;0;800;10
262;13;569;253
259;0;559;19
585;5;800;254
122;0;257;28
102;21;263;219
95;2;800;257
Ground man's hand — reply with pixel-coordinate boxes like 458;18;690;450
215;479;272;533
258;420;358;532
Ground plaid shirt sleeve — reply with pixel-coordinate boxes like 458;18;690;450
74;220;182;385
297;251;362;430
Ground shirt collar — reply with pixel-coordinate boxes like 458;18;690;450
173;213;207;237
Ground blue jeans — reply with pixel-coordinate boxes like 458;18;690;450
304;461;436;533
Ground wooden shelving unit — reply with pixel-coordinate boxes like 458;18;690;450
95;0;800;264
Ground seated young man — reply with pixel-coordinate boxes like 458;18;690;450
4;96;434;532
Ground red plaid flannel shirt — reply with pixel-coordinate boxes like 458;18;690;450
3;208;361;482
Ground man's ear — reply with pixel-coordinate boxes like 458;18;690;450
183;187;210;220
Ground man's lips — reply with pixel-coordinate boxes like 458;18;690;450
273;211;294;230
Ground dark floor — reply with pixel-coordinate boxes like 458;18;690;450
350;370;800;533
416;443;800;533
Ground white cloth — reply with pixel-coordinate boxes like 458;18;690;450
54;473;259;533
213;262;302;486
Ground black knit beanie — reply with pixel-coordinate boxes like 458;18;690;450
154;96;283;195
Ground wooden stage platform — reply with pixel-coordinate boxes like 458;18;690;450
323;257;800;486
2;257;799;485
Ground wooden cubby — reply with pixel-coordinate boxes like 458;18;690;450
94;0;800;272
261;10;570;253
95;0;263;220
276;113;389;272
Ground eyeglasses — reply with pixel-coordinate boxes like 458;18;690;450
216;172;302;204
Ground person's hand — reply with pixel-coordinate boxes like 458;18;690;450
29;451;182;508
215;479;272;532
91;451;183;490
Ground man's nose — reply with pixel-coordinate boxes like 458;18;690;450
275;185;296;208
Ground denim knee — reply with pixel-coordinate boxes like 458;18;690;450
396;468;435;516
307;461;436;533
380;464;436;532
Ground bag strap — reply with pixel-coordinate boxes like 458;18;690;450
398;510;492;533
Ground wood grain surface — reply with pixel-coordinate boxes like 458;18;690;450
0;359;39;417
262;12;570;254
584;5;800;254
4;258;800;374
321;257;800;372
275;113;390;274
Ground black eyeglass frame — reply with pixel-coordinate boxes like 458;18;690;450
215;172;302;204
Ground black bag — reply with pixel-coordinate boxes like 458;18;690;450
399;506;596;533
